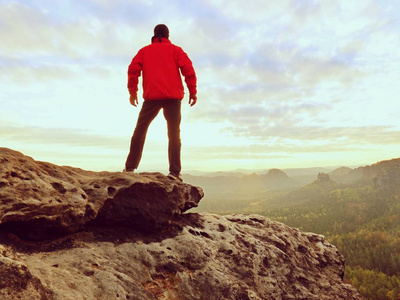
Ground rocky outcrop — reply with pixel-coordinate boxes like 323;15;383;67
0;214;364;300
0;148;363;300
0;148;203;239
317;172;331;184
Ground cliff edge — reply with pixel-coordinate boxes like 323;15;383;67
0;148;363;300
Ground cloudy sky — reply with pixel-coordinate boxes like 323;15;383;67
1;0;399;173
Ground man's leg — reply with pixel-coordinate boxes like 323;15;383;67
125;101;161;170
162;99;182;174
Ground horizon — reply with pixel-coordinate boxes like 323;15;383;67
120;156;399;175
1;1;400;173
3;146;396;175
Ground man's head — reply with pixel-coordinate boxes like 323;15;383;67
154;24;169;39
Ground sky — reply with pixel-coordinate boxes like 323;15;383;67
1;0;399;173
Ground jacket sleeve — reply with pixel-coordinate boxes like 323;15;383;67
176;47;197;95
127;50;143;94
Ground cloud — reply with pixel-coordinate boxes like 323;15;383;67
0;125;127;150
228;124;400;145
0;61;78;84
0;1;141;59
1;0;399;171
183;0;400;147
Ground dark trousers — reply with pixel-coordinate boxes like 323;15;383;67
125;99;181;173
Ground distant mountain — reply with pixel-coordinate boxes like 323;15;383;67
281;167;338;185
329;166;352;177
188;157;400;214
185;168;301;195
329;158;400;185
266;168;290;178
258;168;300;189
187;167;340;183
329;167;357;183
364;158;400;177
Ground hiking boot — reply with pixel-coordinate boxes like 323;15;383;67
167;172;183;182
123;168;135;173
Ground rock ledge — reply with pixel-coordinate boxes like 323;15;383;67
0;148;203;239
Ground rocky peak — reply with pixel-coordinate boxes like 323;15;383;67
266;168;289;178
317;172;331;183
0;148;363;299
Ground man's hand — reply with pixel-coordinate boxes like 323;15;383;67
129;94;138;107
189;94;197;107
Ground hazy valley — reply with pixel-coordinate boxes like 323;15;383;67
185;158;400;300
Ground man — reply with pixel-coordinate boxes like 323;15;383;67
124;24;197;182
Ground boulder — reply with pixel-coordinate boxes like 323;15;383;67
0;148;203;239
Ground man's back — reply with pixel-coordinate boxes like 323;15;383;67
128;38;196;101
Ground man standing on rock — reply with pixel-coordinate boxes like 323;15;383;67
124;24;197;182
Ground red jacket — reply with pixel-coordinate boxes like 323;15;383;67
127;37;197;101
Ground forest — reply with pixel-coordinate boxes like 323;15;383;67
262;182;400;300
189;160;400;300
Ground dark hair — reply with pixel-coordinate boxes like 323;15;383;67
154;24;169;38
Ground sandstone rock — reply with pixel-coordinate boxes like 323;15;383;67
0;148;364;299
0;148;203;239
0;214;363;300
0;245;50;299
